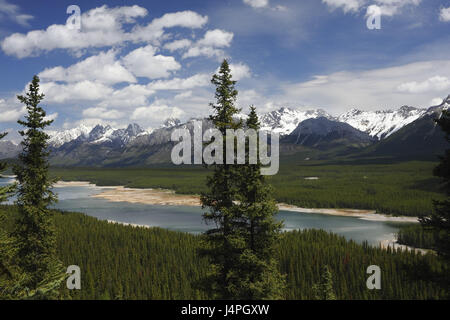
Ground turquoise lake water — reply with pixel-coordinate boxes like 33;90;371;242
0;177;404;245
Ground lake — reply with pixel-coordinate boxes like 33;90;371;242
0;177;404;245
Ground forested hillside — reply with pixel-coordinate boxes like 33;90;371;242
1;206;446;299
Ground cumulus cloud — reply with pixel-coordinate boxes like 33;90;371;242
322;0;366;13
215;63;251;81
40;80;114;103
122;45;181;79
397;76;450;93
174;91;193;100
243;0;269;8
82;107;124;120
66;118;120;129
148;74;211;90
430;97;445;106
163;39;192;52
277;60;450;113
131;104;185;122
39;50;136;85
0;108;26;123
44;112;59;122
1;6;208;58
373;0;421;16
0;98;26;123
96;84;155;109
182;29;234;59
440;7;450;22
322;0;421;15
0;0;33;27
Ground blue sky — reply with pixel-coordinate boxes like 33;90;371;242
0;0;450;139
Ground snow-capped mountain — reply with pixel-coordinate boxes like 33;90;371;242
337;106;427;140
48;123;147;149
84;123;146;146
259;107;333;135
0;140;20;159
47;124;92;147
161;118;181;128
6;95;449;160
285;117;375;149
425;94;450;115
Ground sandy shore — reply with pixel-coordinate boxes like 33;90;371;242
278;204;418;222
54;181;99;188
92;186;202;206
379;237;430;255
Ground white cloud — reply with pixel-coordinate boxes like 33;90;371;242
0;0;33;27
322;0;421;15
243;0;269;8
0;98;25;123
131;104;185;122
0;108;26;123
174;91;193;100
82;107;124;120
373;0;421;16
0;97;27;123
440;7;450;22
122;45;181;79
182;29;234;59
430;97;444;106
44;112;59;122
277;60;450;114
163;39;192;52
40;81;114;103
96;84;155;108
39;50;136;85
197;29;234;47
216;63;251;81
1;7;209;58
67;118;119;129
230;63;251;81
322;0;365;13
397;76;450;93
150;10;208;29
148;74;210;90
130;10;208;43
1;5;147;58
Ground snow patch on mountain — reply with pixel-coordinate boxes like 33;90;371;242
337;106;427;140
259;107;333;135
47;124;92;147
161;118;181;128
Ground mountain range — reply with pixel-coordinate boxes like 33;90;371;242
1;95;449;165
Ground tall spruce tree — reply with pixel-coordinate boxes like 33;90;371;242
12;75;64;299
200;60;246;299
313;265;336;300
420;109;450;262
231;106;286;299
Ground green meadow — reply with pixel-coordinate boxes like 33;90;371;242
50;160;445;217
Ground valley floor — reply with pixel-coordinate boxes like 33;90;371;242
49;160;445;217
85;181;419;222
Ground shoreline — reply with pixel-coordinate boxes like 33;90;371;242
54;180;428;254
55;180;419;223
